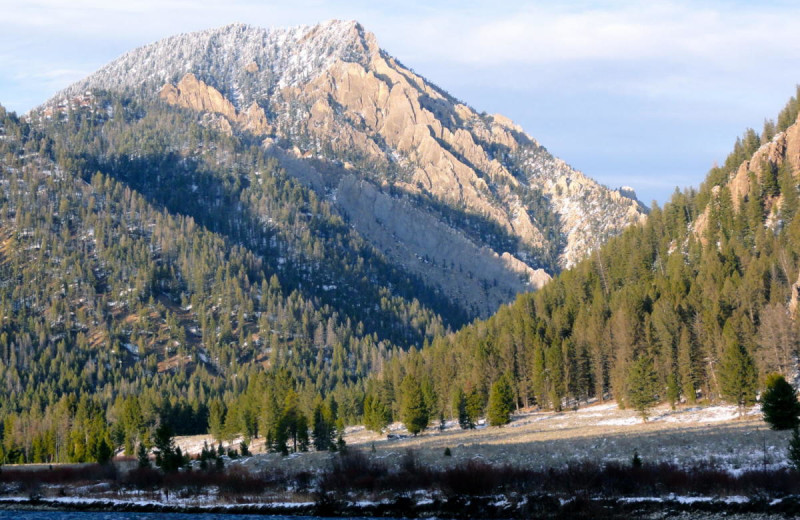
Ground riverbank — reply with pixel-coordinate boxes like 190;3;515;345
3;453;800;519
2;493;800;519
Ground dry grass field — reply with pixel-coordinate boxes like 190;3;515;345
176;400;791;476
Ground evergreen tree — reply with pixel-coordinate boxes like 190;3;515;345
718;340;758;413
363;392;391;433
269;390;310;455
452;388;473;429
779;162;799;223
95;438;113;465
789;427;800;471
626;356;659;421
666;373;680;410
311;401;336;451
465;388;484;425
119;396;144;456
153;422;184;472
677;327;697;404
400;374;429;435
487;375;515;427
295;414;310;452
137;442;150;468
761;161;779;198
761;373;800;430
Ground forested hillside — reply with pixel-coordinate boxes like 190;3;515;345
0;91;453;462
3;85;799;462
4;20;791;465
362;87;800;428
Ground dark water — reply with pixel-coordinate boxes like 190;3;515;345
0;513;383;520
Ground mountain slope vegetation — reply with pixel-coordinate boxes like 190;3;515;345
366;87;800;423
0;93;443;462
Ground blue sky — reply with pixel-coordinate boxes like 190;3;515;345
2;1;800;204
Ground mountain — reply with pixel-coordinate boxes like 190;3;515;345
52;20;645;317
0;21;647;462
366;87;800;420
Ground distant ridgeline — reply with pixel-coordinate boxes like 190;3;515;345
364;86;800;425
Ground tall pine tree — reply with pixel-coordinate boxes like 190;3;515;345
400;375;429;435
487;375;515;426
718;340;758;414
626;356;659;421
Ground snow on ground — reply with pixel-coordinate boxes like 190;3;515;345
174;433;218;455
619;495;751;505
576;402;618;413
334;401;785;475
172;400;784;477
0;495;317;510
597;417;641;426
651;405;760;424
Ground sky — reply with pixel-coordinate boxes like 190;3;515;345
2;1;800;204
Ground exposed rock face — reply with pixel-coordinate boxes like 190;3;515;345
790;269;800;318
335;174;550;316
690;112;800;319
277;35;645;268
729;117;800;210
160;73;237;120
160;73;272;135
694;112;800;239
53;20;646;316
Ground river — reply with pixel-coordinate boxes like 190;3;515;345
0;512;387;520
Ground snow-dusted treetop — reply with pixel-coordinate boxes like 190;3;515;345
55;20;375;110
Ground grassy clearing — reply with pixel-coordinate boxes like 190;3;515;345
202;401;788;477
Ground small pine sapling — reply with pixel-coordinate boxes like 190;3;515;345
631;449;642;468
789;428;800;471
762;373;800;430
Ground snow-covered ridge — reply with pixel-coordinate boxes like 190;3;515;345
52;20;372;111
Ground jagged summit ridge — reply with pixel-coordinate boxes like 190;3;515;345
58;20;374;107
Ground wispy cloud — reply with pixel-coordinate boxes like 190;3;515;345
389;2;800;65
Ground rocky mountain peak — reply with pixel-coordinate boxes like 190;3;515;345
46;21;647;316
55;20;377;110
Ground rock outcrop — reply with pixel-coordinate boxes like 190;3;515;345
160;73;273;135
334;174;550;316
276;35;645;268
694;111;800;239
790;269;800;318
